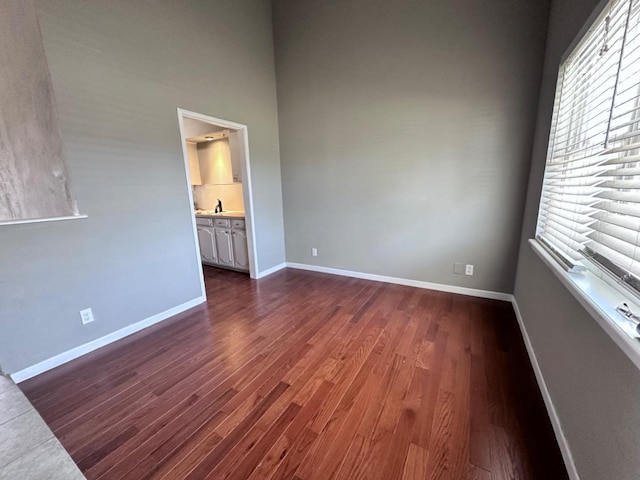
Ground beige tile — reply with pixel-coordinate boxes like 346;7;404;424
0;388;32;426
0;437;84;480
0;377;12;396
0;410;53;469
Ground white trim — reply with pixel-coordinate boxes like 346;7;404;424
511;298;580;480
285;262;512;301
176;108;260;280
176;111;207;299
235;127;259;278
10;296;205;383
529;239;640;371
0;214;87;226
256;262;286;279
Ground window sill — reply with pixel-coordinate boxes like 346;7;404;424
529;238;640;370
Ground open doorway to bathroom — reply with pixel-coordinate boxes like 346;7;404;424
176;109;259;284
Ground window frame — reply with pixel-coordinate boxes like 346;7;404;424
533;0;640;370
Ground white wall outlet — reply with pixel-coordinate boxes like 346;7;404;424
311;247;318;257
80;307;95;325
465;264;474;276
453;262;464;274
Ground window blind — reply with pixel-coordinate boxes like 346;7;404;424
537;0;640;294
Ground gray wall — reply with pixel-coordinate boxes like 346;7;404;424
0;0;285;373
514;0;640;478
272;0;550;294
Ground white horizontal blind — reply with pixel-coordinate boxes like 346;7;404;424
537;0;640;290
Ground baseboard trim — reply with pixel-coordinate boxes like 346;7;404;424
285;262;512;301
256;262;287;279
10;296;206;383
511;298;580;480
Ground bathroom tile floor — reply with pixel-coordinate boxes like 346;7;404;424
0;375;84;479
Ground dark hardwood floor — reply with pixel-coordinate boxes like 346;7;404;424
20;267;568;479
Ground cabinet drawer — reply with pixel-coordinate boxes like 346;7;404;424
231;219;245;229
196;217;212;226
214;218;230;227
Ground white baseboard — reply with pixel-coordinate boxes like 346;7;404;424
285;262;512;301
255;262;287;279
511;298;580;480
10;296;206;384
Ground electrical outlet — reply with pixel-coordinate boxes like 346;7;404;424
453;262;464;274
465;264;474;276
311;248;318;257
80;308;95;325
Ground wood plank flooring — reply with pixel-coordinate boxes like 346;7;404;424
20;267;568;479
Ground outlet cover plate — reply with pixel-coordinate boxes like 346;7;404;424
80;308;94;325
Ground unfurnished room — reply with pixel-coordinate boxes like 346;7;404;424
1;0;639;479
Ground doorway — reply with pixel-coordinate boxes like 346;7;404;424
176;109;259;294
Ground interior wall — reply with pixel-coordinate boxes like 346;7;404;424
272;0;550;293
186;143;202;186
513;0;640;478
183;117;224;138
0;0;285;373
194;184;245;212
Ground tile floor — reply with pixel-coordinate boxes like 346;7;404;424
0;375;84;479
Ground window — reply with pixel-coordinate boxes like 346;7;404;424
537;0;640;298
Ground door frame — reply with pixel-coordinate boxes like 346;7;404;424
177;108;259;294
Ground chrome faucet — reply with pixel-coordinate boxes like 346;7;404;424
215;199;223;214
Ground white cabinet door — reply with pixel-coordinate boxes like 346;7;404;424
232;229;249;271
197;227;217;264
215;228;234;266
